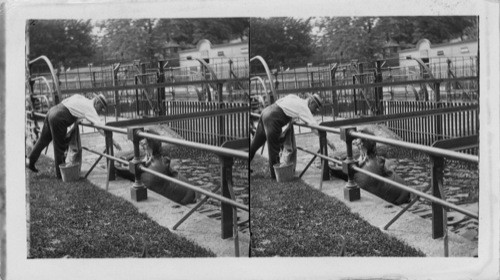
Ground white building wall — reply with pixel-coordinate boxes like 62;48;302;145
398;39;478;78
178;39;249;79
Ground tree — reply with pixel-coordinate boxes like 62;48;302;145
28;20;95;67
98;18;249;63
250;17;313;68
313;17;383;62
313;16;478;62
97;19;163;63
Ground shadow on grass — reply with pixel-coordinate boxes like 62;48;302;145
27;155;215;258
250;155;425;257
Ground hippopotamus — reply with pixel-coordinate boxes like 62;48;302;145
330;129;411;205
115;130;196;205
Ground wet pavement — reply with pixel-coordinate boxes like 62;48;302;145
392;158;479;242
175;157;249;232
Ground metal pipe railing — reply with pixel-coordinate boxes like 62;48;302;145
297;136;479;221
275;76;478;95
350;164;478;219
137;130;248;160
139;165;249;212
59;77;249;95
349;130;478;163
81;146;128;165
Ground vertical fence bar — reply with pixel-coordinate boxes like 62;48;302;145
105;130;115;182
128;128;147;202
112;65;120;120
135;76;140;117
375;60;384;115
319;131;330;183
157;60;166;116
220;155;234;239
340;127;360;201
435;83;442;142
431;154;445;239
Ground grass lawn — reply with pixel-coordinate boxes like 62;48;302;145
27;155;215;258
250;156;425;257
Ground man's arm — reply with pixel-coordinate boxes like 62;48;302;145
297;113;337;152
84;113;122;151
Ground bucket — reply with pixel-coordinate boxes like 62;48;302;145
59;162;81;182
273;163;295;182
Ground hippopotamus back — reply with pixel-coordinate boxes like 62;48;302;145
354;156;410;205
141;156;196;205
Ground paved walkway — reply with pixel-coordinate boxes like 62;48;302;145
35;123;249;257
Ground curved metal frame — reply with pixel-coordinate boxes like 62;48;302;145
28;55;61;105
409;56;438;96
250;55;277;103
189;57;220;89
31;76;53;94
250;76;269;108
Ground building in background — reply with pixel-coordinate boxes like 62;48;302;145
398;38;479;78
179;38;249;79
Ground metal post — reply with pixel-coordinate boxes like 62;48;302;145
435;82;442;142
358;63;365;115
105;131;115;181
157;60;166;116
352;75;358;116
430;154;445;239
446;59;452;101
134;76;140;117
340;127;360;201
217;82;225;146
274;69;279;93
375;60;384;115
330;64;339;117
220;155;234;239
319;131;330;181
128;128;147;201
112;65;121;119
140;63;148;116
228;60;234;102
202;63;211;102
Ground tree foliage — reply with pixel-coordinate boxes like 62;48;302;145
313;16;478;62
97;18;249;63
250;17;314;68
28;19;95;67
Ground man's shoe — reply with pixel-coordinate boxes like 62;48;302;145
26;159;38;173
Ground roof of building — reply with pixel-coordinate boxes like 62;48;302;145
164;41;180;48
382;39;400;48
178;39;249;54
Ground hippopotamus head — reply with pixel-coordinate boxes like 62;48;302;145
353;129;377;164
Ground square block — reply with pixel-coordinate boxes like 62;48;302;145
344;187;360;201
131;186;148;202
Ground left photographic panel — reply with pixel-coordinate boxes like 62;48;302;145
25;18;250;258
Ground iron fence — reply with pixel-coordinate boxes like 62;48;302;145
384;100;479;150
165;101;249;145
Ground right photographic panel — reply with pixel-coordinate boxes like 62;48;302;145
249;16;479;258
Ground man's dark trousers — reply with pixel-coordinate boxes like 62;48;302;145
28;104;77;179
249;104;291;179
